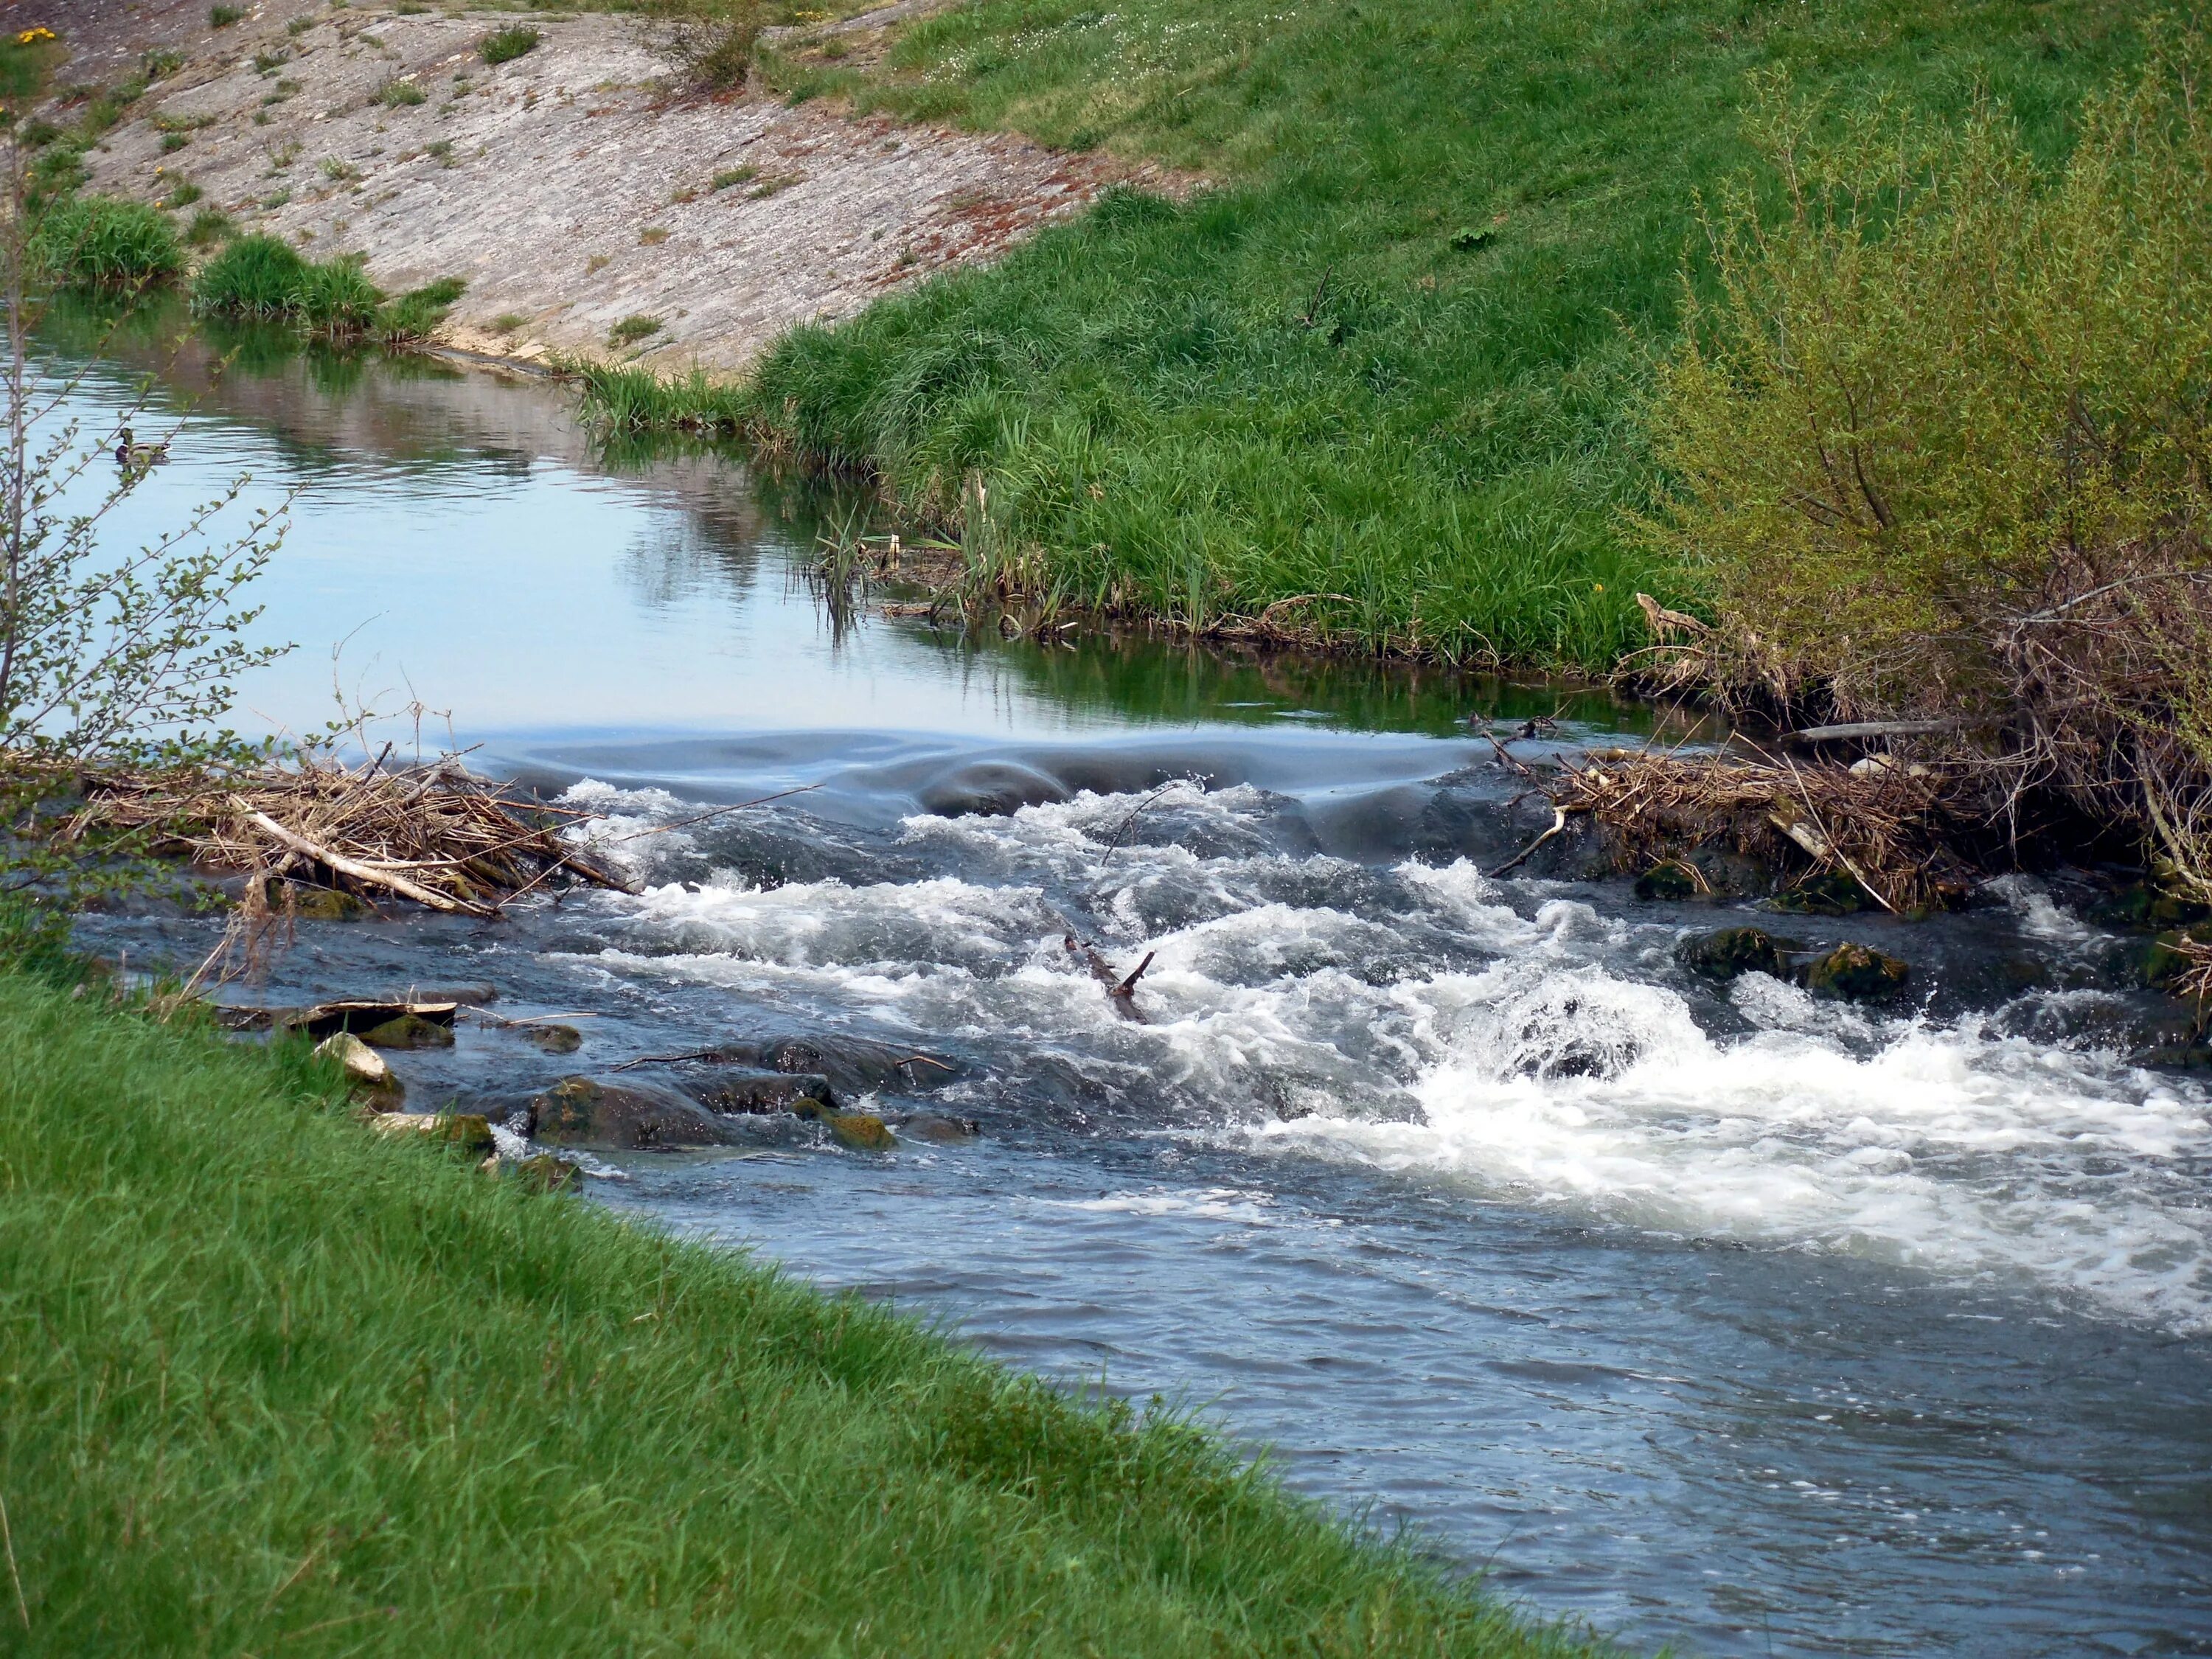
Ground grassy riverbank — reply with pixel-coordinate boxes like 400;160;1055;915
615;0;2144;666
0;962;1600;1657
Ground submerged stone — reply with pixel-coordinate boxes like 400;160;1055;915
896;1113;980;1144
1677;925;1798;981
361;1012;456;1050
682;1066;832;1115
824;1111;895;1152
1803;942;1910;1001
503;1152;584;1192
525;1023;584;1055
528;1077;742;1151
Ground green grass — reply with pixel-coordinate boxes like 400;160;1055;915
479;24;542;64
27;195;184;290
193;234;381;333
0;963;1603;1656
695;0;2150;665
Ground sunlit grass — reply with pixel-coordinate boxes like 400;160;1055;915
719;0;2149;666
0;962;1607;1657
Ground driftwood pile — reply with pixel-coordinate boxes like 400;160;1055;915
75;750;635;917
1537;747;1977;914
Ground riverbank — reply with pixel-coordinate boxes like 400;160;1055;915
0;956;1605;1656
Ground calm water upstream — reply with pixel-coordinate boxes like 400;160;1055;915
50;313;2212;1658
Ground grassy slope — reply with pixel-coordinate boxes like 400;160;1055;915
737;0;2143;667
0;966;1601;1658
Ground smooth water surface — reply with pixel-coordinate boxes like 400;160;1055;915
52;319;2212;1658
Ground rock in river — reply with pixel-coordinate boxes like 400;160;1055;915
528;1077;742;1151
1677;925;1800;982
1803;942;1910;1001
361;1012;457;1051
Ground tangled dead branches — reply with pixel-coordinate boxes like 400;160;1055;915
1548;748;1979;914
66;750;633;917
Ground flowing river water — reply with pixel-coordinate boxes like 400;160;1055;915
48;312;2212;1657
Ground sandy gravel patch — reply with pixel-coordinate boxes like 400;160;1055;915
20;1;1155;371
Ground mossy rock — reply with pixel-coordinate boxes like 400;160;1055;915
823;1111;894;1152
525;1023;583;1055
2093;882;2212;932
1803;942;1909;1001
1634;862;1700;902
1677;925;1799;982
790;1096;831;1121
361;1012;456;1050
1769;872;1871;916
284;882;372;921
2140;928;2212;991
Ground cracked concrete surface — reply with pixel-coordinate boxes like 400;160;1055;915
12;0;1163;370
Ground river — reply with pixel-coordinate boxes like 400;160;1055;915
48;309;2212;1658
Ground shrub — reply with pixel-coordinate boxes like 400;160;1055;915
142;48;184;80
647;5;761;92
608;313;662;347
160;179;202;208
375;75;425;106
1643;35;2212;891
478;25;540;66
209;4;243;26
29;195;185;290
710;164;758;191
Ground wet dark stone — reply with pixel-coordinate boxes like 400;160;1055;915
896;1112;981;1144
528;1077;742;1151
1804;942;1910;1001
678;1066;833;1115
1770;872;1871;916
2091;880;2212;932
718;1034;959;1097
526;1023;583;1055
1635;862;1700;901
916;759;1071;818
1677;925;1801;981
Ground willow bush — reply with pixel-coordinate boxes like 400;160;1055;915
1644;35;2212;888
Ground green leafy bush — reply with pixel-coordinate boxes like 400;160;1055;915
478;24;540;66
376;74;427;106
607;313;662;347
209;4;243;27
29;195;184;290
1643;35;2212;885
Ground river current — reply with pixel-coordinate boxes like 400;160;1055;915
51;313;2212;1656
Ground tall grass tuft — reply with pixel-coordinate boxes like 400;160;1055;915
192;234;397;336
27;195;184;290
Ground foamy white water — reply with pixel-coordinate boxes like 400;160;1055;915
563;778;2212;1337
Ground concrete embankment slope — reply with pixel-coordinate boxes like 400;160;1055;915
18;0;1156;370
